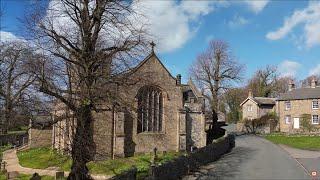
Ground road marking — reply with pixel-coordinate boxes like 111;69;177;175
278;145;311;177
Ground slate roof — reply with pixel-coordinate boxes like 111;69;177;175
253;97;276;105
277;87;320;101
240;97;276;106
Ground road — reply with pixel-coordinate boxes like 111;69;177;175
183;135;311;180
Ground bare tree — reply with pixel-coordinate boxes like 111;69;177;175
247;65;279;97
300;75;319;88
224;88;247;123
247;65;292;97
0;41;36;134
25;1;148;178
190;40;244;141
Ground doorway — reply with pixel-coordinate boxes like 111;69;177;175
293;117;300;129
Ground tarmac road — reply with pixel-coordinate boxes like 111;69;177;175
183;135;311;180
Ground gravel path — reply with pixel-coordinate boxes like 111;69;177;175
183;135;311;180
2;149;111;179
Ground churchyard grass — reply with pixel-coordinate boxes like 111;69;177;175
265;134;320;151
17;147;183;177
0;173;55;180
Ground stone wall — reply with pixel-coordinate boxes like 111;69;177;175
113;54;185;155
242;100;259;120
29;128;52;148
146;133;235;180
277;99;320;133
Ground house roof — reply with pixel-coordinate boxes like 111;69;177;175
277;87;320;101
240;97;276;106
254;97;276;105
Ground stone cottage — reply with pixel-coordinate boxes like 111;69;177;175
240;78;320;134
52;50;207;159
239;90;276;133
240;90;276;120
276;79;320;133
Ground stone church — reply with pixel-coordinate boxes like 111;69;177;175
52;50;207;159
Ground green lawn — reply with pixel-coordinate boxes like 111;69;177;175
0;172;55;180
265;134;320;151
17;147;71;171
8;126;29;134
17;147;182;178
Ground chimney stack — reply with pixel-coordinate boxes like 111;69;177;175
288;79;295;91
176;74;181;85
311;77;317;88
248;89;253;98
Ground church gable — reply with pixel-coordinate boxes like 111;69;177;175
132;53;177;86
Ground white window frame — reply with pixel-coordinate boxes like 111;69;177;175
285;101;291;110
312;100;319;109
285;115;291;124
247;105;253;112
312;115;319;125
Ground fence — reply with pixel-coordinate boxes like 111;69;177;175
0;133;28;147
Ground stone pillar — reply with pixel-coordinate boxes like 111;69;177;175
178;112;186;151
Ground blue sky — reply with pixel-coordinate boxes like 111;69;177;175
1;0;320;85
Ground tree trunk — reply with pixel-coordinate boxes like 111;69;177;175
68;105;96;180
2;102;13;134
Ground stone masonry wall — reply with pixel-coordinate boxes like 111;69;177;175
146;133;235;180
277;99;320;133
115;55;184;154
29;128;52;148
242;100;259;120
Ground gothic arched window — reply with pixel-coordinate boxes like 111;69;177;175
137;86;163;133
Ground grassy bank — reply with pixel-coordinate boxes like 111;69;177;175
265;134;320;151
0;173;55;180
17;147;182;177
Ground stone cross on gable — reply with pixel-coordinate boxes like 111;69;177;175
150;41;156;53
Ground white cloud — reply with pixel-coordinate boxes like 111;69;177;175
244;0;269;13
278;60;301;77
0;31;25;42
266;1;320;48
309;64;320;76
41;0;268;54
228;15;249;28
134;1;222;53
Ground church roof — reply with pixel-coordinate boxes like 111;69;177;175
131;51;176;80
186;78;203;98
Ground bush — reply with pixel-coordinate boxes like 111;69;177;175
243;112;278;133
300;114;316;133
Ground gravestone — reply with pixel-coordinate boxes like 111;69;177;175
55;171;65;180
1;161;7;172
6;171;19;179
30;173;41;180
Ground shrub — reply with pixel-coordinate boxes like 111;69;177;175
242;112;279;133
300;114;315;133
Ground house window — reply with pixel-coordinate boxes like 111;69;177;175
285;115;291;124
247;105;253;112
137;86;163;133
312;100;319;109
285;101;291;110
312;115;319;125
